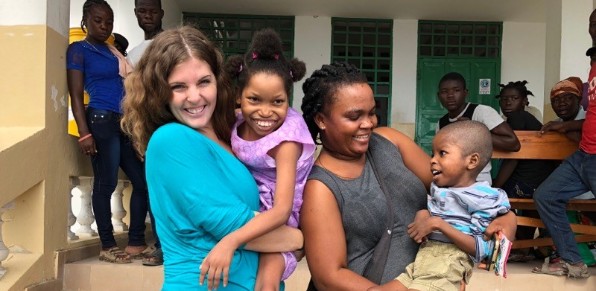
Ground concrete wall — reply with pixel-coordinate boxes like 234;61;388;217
0;0;76;290
293;15;332;109
543;0;593;122
501;22;547;120
392;19;419;137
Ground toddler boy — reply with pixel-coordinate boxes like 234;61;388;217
371;120;510;291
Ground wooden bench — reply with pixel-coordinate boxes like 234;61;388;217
492;130;596;249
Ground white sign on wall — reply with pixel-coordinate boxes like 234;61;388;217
479;79;491;95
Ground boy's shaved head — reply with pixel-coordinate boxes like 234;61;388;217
437;120;493;169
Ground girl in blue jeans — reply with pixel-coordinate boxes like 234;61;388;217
66;0;158;263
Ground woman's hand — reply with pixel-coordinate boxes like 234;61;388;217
78;136;97;156
484;211;517;241
199;236;239;290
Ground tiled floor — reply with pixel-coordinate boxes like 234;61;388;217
64;257;596;291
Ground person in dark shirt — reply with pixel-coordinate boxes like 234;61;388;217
493;81;558;262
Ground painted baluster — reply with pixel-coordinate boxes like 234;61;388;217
0;201;16;279
111;180;129;232
74;177;97;237
67;177;79;241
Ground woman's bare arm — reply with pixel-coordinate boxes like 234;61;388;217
67;68;97;155
67;69;89;136
301;179;376;290
245;223;303;252
374;127;433;191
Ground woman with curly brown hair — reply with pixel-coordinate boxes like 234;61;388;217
120;26;302;290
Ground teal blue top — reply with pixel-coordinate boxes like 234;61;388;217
146;123;259;290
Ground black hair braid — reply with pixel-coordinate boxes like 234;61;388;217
81;0;112;33
301;68;329;143
498;80;534;98
300;62;368;143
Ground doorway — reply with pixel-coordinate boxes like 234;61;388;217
415;21;502;154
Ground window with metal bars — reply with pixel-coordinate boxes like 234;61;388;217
331;18;393;126
418;21;502;58
183;13;295;59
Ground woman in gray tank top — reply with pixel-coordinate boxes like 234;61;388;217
300;62;517;290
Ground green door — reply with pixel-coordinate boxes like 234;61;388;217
415;20;502;154
415;59;501;154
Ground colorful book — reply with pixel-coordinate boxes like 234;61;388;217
487;233;501;272
494;231;512;277
480;231;512;277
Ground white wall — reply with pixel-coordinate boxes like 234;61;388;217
0;0;70;37
392;19;418;124
0;1;47;25
501;22;547;117
543;0;562;115
542;0;592;121
293;16;332;110
560;0;592;80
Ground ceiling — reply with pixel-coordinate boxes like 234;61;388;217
174;0;547;23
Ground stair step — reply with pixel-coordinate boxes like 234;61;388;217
64;258;596;291
64;257;163;291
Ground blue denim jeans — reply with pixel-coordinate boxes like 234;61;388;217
534;149;596;264
87;108;160;249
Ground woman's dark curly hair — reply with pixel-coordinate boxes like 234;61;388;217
300;62;368;144
224;28;306;98
497;80;534;105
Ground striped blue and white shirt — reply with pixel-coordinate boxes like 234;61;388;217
427;181;510;262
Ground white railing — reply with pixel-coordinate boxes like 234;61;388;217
110;181;129;232
0;177;134;281
69;177;130;241
67;177;79;241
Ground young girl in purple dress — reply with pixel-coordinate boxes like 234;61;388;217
198;28;315;290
